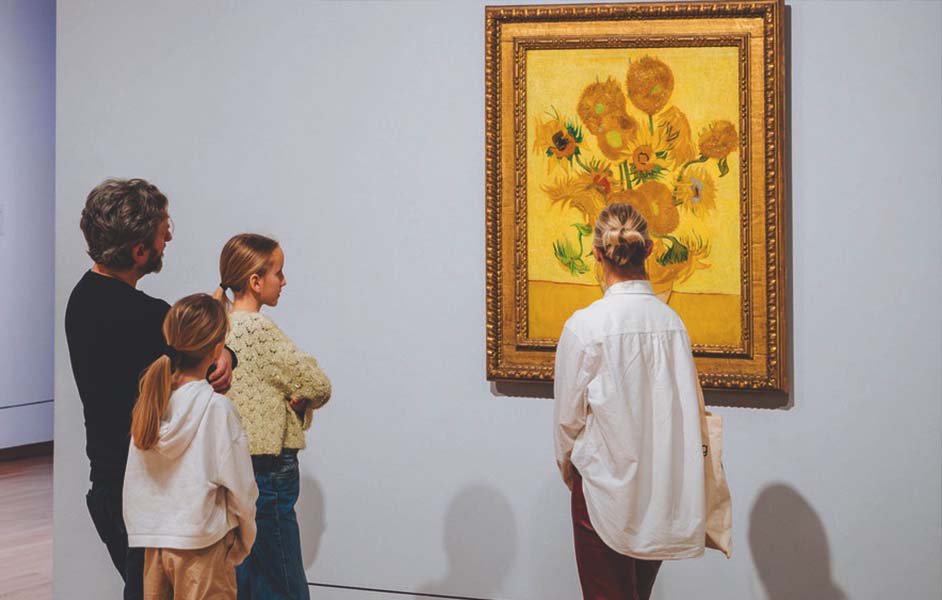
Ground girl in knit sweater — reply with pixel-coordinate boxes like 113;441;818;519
124;294;258;600
213;233;331;600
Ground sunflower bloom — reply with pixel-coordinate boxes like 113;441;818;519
550;129;577;159
532;117;563;156
580;158;618;197
595;112;639;162
533;111;584;174
542;174;608;225
698;120;738;159
577;78;628;135
647;234;711;293
632;145;657;172
658;106;697;169
675;166;717;215
610;181;679;236
626;57;674;116
625;124;670;184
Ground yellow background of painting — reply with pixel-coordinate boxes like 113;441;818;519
526;46;741;295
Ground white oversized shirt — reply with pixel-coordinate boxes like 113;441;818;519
554;279;706;560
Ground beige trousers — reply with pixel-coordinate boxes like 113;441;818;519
143;530;237;600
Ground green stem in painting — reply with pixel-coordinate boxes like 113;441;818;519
575;154;591;173
649;114;654;135
621;162;633;190
676;155;709;182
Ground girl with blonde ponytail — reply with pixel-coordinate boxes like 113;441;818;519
215;234;331;599
554;203;708;599
124;294;258;599
212;233;281;311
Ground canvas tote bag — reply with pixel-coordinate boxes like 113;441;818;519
697;382;733;557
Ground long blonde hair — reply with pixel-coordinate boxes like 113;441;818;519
593;202;650;269
212;233;280;309
131;294;228;450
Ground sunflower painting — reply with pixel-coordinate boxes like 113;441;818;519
527;47;742;348
486;1;788;392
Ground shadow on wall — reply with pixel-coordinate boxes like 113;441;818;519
297;475;326;571
749;484;847;600
416;484;518;599
492;381;554;400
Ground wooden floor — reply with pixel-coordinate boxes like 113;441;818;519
0;455;52;600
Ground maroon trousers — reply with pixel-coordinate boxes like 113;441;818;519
571;469;662;600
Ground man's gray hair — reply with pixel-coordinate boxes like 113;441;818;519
79;178;169;269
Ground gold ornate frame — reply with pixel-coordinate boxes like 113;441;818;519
485;0;788;392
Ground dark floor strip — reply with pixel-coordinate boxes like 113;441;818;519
0;398;54;410
309;582;496;600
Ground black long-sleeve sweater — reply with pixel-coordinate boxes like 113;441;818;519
65;270;171;484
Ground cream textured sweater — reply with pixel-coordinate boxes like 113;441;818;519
226;311;331;456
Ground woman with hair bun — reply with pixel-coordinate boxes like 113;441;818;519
553;203;707;599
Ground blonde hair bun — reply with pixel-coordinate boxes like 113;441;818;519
622;229;645;245
593;203;651;269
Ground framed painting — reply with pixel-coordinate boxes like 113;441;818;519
485;0;788;392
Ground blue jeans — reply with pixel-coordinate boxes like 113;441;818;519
237;449;310;600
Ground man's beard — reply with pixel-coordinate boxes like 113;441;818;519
141;248;163;275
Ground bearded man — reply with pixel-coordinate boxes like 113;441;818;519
65;178;236;600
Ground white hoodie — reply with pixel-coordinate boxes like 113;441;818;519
123;380;258;563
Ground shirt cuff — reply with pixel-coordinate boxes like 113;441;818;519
226;345;239;369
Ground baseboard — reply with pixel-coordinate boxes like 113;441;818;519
0;440;54;462
309;582;495;599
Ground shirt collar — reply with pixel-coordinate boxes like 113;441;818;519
604;279;654;296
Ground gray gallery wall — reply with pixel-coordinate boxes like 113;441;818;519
0;0;55;449
54;1;941;599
